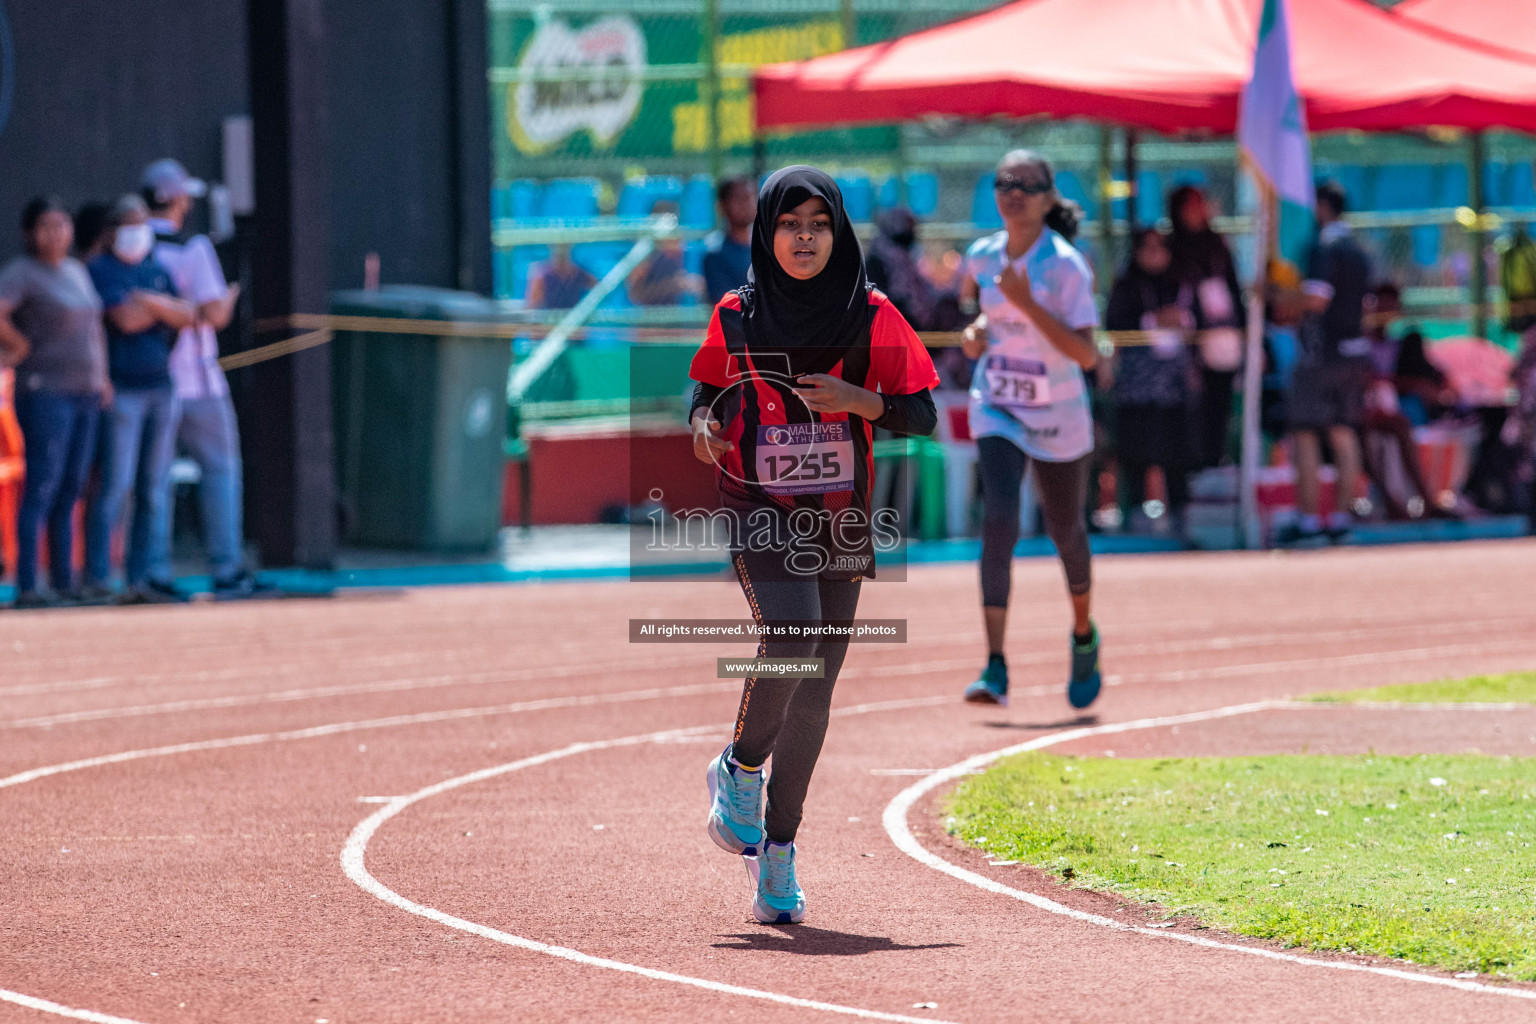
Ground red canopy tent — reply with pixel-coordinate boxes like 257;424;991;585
1395;0;1536;63
754;0;1536;135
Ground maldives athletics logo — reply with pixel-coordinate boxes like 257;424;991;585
509;15;645;156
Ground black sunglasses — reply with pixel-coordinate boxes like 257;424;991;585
993;176;1052;195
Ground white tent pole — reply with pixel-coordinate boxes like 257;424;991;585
1239;174;1273;551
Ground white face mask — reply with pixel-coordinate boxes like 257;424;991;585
113;223;154;264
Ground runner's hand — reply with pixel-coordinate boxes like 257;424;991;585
961;317;988;359
996;262;1034;315
690;410;733;465
793;374;881;418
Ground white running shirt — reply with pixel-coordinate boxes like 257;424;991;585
965;229;1099;462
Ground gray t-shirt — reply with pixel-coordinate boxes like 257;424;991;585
0;256;109;394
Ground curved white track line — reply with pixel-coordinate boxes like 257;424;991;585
3;671;1526;1021
883;700;1536;1003
0;988;149;1024
341;722;958;1024
338;694;965;1024
0;691;955;1024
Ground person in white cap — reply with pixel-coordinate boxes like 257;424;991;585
143;158;273;599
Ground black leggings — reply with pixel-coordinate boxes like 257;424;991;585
730;547;861;843
977;435;1092;607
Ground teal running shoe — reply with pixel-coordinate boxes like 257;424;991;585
749;840;805;924
1068;623;1102;710
963;654;1009;706
706;747;764;856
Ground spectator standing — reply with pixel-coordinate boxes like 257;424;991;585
1167;185;1245;468
85;195;195;602
1279;181;1371;544
702;176;755;304
73;202;113;261
0;198;110;607
143;158;271;598
865;207;941;330
1105;227;1194;536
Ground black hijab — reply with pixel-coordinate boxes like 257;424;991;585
741;166;870;378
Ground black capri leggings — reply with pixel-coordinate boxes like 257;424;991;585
977;435;1092;607
729;546;861;844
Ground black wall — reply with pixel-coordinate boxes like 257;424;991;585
0;0;248;256
0;0;492;565
0;0;489;291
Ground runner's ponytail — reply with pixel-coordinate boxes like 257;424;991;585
1045;198;1083;244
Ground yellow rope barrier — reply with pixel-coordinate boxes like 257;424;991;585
217;329;334;371
221;300;1534;374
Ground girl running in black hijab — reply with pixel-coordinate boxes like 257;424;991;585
688;166;939;924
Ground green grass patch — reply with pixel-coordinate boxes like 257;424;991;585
946;753;1536;978
1307;671;1536;705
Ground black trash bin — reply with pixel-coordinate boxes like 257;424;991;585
330;287;513;552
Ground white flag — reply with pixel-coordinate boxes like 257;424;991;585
1239;0;1313;208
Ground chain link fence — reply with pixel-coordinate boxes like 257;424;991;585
489;0;1536;340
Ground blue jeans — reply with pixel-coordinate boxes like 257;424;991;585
86;385;179;587
176;395;246;581
14;389;101;594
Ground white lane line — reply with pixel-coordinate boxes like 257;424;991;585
0;681;744;791
1117;638;1536;686
341;723;960;1024
16;611;1529;726
0;988;149;1024
0;677;119;699
1286;701;1536;712
882;701;1536;1003
0;675;1519;1020
0;648;965;730
0;656;728;729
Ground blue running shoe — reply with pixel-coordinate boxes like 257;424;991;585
1068;623;1102;710
963;654;1009;706
748;840;805;924
706;747;764;856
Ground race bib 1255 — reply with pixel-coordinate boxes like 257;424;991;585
755;422;855;495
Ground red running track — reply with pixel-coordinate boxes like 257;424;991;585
1;540;1535;1023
